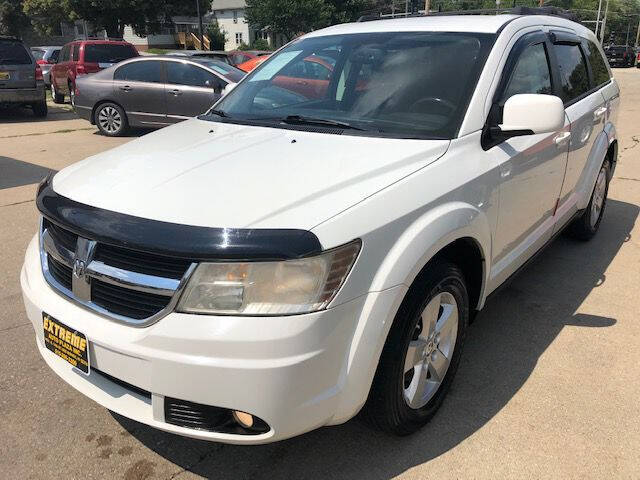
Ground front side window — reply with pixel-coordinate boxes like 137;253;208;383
213;32;495;139
584;40;610;87
72;45;80;61
501;43;552;102
31;48;45;61
554;44;590;103
167;62;215;88
114;61;163;83
50;49;60;62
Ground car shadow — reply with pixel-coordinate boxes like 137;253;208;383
112;198;637;480
0;103;77;123
91;127;154;138
0;156;55;190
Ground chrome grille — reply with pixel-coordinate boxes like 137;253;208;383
39;218;197;326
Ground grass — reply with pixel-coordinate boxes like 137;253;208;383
146;48;171;55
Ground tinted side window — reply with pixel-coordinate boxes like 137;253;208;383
114;61;163;83
85;44;137;63
555;44;590;103
50;49;60;62
501;43;552;102
72;45;80;61
584;40;610;87
60;46;70;62
167;62;215;87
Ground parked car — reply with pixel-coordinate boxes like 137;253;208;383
604;45;635;67
50;38;138;104
23;12;619;444
227;49;270;66
30;46;61;87
165;50;231;64
237;55;270;72
73;56;245;135
0;36;47;116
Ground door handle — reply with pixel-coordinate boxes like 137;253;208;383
169;89;182;96
295;80;308;85
554;131;571;146
119;85;132;92
593;106;607;119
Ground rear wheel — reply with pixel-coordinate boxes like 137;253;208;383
51;81;64;104
32;100;48;117
567;160;610;241
95;102;128;137
364;260;468;435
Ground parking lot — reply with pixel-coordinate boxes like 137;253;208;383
1;69;639;479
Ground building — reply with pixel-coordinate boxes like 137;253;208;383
211;0;254;50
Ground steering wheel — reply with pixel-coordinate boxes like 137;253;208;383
409;97;457;115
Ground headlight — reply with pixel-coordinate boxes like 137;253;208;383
177;240;361;315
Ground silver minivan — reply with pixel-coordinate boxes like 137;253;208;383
0;36;47;117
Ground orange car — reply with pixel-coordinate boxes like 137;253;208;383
237;55;270;72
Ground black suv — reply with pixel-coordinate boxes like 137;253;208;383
604;45;636;67
0;36;47;117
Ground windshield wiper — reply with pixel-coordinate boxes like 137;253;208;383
207;109;230;118
281;115;365;131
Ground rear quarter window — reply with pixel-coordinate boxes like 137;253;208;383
0;41;32;65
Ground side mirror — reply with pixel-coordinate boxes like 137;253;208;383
498;93;565;136
222;82;237;96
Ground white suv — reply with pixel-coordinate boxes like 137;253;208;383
22;13;619;444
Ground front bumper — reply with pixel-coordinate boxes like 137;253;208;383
21;235;396;444
72;104;92;122
0;84;45;104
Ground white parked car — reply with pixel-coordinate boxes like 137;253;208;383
22;12;619;444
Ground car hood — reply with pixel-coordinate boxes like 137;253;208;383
52;119;449;231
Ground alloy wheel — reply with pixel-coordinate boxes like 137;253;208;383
590;167;607;227
403;291;458;409
98;106;122;134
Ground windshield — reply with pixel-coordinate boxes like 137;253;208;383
210;32;494;139
84;44;137;63
0;41;32;65
31;48;45;61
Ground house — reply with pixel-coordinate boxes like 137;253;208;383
211;0;254;50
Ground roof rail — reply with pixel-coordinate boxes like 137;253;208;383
73;36;125;41
357;13;381;22
361;6;580;23
508;6;579;22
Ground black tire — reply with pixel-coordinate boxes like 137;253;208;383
567;160;610;241
32;100;48;117
94;102;128;137
51;81;64;104
364;259;469;436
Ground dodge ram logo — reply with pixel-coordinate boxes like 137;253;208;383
73;258;87;278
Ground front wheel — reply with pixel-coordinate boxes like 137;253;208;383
364;260;468;435
95;103;128;137
567;161;610;241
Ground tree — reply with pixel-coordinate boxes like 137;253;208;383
22;0;210;38
207;20;227;50
246;0;333;40
0;0;29;36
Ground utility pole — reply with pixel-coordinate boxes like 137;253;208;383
595;0;603;37
600;0;610;44
424;0;430;15
636;15;640;47
626;19;631;45
196;0;204;50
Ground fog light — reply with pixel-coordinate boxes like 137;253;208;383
232;410;254;428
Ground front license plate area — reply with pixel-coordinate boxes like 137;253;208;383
42;313;90;375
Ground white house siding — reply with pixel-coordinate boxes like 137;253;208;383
214;8;252;50
122;25;176;51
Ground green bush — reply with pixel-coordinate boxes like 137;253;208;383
206;21;227;50
250;38;271;51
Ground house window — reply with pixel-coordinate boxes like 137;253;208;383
236;33;243;45
233;11;238;23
